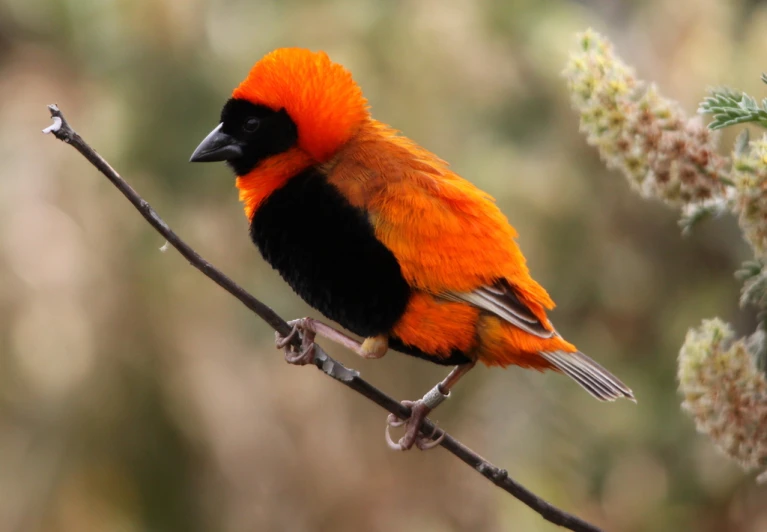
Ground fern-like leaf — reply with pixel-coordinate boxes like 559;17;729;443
699;88;767;130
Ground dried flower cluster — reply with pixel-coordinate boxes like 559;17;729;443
564;30;728;205
565;29;767;484
679;319;767;482
732;135;767;258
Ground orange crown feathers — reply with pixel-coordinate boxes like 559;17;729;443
232;48;370;163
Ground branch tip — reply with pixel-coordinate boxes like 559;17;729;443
44;104;74;142
42;116;62;135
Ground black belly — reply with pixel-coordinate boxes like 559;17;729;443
250;168;411;338
250;167;473;367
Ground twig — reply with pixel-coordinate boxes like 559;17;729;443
43;104;604;532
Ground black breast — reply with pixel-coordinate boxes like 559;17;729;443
250;168;411;338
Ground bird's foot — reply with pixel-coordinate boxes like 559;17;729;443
385;399;445;451
275;318;316;366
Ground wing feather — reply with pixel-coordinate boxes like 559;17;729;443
326;121;555;313
442;282;554;338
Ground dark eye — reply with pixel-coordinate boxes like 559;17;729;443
243;117;260;133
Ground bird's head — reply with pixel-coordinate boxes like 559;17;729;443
190;48;369;175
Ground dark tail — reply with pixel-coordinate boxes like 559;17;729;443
540;350;635;402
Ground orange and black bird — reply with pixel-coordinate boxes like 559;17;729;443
190;49;634;450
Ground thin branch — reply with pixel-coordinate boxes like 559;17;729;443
44;104;604;532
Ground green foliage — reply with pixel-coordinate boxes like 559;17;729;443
698;76;767;130
736;260;767;308
678;199;729;236
734;128;752;156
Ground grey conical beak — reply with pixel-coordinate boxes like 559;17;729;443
190;123;244;162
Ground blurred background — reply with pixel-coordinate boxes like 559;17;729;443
1;0;766;530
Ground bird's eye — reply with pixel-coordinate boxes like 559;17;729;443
243;117;260;133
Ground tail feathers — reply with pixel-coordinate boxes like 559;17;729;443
540;350;635;402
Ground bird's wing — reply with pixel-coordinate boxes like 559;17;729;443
440;282;555;338
326;121;556;328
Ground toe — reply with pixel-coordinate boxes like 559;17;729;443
384;399;438;452
275;324;299;349
284;343;316;366
415;425;446;451
398;426;418;451
385;424;405;451
386;414;405;428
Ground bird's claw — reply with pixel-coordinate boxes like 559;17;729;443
274;318;316;366
284;343;316;365
384;400;445;451
275;324;299;350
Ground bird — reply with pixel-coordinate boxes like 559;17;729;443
190;48;634;451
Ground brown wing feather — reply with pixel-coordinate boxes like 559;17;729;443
442;281;554;338
443;282;636;402
443;283;635;401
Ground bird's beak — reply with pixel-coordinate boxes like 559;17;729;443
190;123;244;162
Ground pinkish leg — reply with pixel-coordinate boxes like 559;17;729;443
385;361;476;451
275;318;389;363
